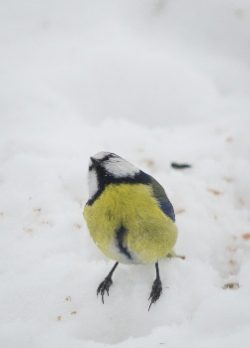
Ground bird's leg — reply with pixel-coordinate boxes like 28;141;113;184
148;261;163;311
97;262;119;303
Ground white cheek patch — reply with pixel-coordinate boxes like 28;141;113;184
88;169;99;199
104;159;140;178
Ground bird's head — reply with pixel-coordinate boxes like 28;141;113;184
87;152;140;201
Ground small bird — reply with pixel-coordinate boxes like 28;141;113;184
84;152;178;310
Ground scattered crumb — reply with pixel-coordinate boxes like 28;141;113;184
226;136;233;142
176;255;186;260
223;282;239;290
171;162;192;169
223;177;233;183
229;259;237;266
33;208;41;212
23;228;33;233
0;212;4;216
71;311;77;315
145;159;155;167
74;223;82;229
42;220;49;225
238;198;245;206
208;188;223;195
57;316;62;321
214;215;218;220
141;158;155;168
175;208;185;214
242;233;250;240
65;296;71;301
227;247;237;252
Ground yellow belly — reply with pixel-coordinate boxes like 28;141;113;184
84;183;178;264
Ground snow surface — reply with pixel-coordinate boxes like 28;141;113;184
1;1;250;347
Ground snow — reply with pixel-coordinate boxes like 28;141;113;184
0;1;250;347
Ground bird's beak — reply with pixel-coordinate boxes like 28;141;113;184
90;157;101;168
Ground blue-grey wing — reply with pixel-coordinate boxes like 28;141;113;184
149;175;175;222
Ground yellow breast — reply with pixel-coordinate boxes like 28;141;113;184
84;183;178;264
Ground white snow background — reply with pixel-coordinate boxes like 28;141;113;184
1;1;250;347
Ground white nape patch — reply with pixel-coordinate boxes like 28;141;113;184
104;157;140;178
94;151;111;160
88;169;99;199
93;152;140;178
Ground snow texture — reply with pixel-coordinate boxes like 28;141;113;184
1;1;250;347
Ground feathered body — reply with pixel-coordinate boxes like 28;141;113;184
84;152;178;265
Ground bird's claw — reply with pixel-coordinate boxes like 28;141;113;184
97;276;113;303
148;278;162;311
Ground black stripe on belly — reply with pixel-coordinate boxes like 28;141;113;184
116;225;132;260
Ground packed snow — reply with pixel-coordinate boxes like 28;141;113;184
1;1;250;347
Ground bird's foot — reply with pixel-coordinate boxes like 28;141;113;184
97;276;113;304
148;278;162;311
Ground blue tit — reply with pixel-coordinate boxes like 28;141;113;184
84;152;178;310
